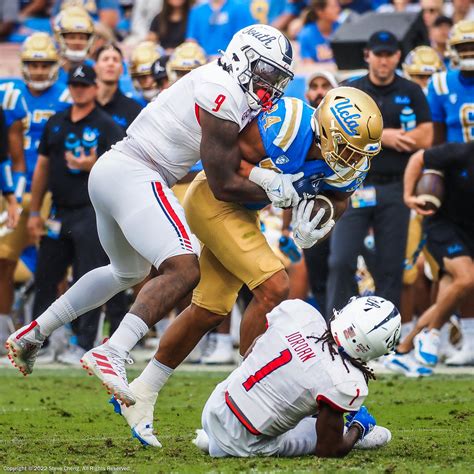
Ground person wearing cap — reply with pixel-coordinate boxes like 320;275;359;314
94;43;143;130
305;70;338;108
326;30;433;320
26;63;125;364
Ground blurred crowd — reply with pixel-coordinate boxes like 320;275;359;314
1;0;474;373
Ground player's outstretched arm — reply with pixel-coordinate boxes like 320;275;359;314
315;403;361;458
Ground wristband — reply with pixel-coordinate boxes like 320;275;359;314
29;211;40;217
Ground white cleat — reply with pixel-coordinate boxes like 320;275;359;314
383;352;433;378
5;321;46;375
355;426;392;450
110;379;161;447
414;329;441;366
80;342;135;406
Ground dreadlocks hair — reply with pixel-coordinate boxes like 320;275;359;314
307;329;376;384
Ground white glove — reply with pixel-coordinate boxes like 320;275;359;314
249;167;303;208
292;199;335;249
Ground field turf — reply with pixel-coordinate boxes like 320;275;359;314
0;368;473;473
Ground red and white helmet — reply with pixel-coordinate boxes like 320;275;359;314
330;296;401;362
220;24;294;110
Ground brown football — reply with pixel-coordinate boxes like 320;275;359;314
309;195;336;230
415;170;445;212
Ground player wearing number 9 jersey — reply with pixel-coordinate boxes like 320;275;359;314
427;20;474;144
107;87;382;449
195;297;401;457
7;25;298;416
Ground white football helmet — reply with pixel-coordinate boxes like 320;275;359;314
330;296;401;363
220;24;294;110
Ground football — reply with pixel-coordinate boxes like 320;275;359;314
415;170;445;212
309;195;335;229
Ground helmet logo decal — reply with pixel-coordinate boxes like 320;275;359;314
367;307;400;334
330;97;361;136
242;26;277;49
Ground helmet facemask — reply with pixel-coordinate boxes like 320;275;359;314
451;42;474;70
22;62;59;91
59;32;94;63
314;112;373;182
238;47;293;110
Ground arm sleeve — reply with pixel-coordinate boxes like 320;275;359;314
424;142;474;171
195;81;241;125
427;79;445;123
410;83;432;124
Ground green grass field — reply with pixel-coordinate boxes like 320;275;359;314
0;368;473;473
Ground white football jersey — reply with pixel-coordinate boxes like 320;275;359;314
113;61;258;186
225;300;368;438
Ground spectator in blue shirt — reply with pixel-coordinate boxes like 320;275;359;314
51;0;120;29
186;0;255;57
298;0;341;63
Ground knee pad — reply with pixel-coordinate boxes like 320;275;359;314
111;267;148;290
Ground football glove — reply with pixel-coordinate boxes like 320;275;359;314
292;199;335;249
249;167;303;208
345;406;376;440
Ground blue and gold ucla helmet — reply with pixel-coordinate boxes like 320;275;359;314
403;46;445;78
448;20;474;70
312;87;383;181
21;33;60;91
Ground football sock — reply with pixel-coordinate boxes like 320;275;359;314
108;313;149;356
35;265;144;337
136;357;174;393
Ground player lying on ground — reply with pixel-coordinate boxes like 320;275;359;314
5;25;301;397
110;87;383;447
193;297;400;458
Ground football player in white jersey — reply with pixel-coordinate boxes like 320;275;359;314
194;297;401;458
6;25;300;405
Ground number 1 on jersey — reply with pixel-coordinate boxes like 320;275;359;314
212;94;226;112
243;349;292;391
